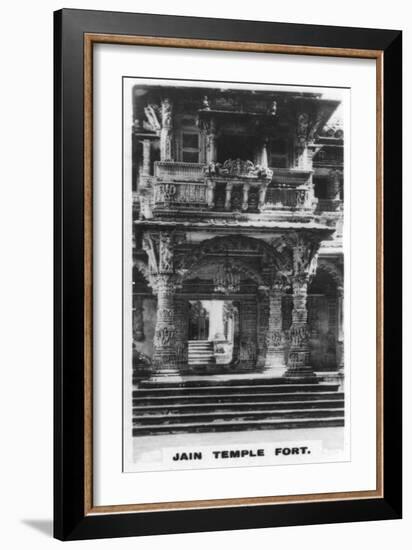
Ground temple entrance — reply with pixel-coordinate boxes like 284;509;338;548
188;300;239;367
188;301;209;340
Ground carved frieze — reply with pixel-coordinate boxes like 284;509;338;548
154;326;175;347
155;182;207;205
204;158;273;180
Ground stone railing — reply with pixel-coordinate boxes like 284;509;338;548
154;161;205;181
261;187;314;211
154;181;208;207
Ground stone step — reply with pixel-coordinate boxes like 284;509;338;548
132;417;345;435
133;383;339;397
132;391;344;406
133;399;345;415
133;408;344;425
139;377;321;389
188;345;213;350
189;343;213;348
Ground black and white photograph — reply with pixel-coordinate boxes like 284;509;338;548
123;79;348;473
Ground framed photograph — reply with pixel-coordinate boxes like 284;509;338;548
54;8;402;540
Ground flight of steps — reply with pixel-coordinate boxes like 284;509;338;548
132;377;344;436
188;340;215;366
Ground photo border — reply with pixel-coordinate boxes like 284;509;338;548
54;8;401;540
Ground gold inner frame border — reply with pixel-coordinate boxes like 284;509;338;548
83;33;384;515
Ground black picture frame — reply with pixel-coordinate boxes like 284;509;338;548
54;8;402;541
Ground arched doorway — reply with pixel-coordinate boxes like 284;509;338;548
307;266;342;371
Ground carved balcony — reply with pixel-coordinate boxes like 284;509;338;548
261;187;315;213
154;181;209;208
154;161;205;181
146;160;316;217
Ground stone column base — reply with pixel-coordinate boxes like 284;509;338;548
263;349;287;377
283;366;317;380
283;350;316;380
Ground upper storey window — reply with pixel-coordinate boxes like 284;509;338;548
182;132;200;163
269;138;288;168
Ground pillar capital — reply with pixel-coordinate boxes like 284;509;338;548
271;275;290;294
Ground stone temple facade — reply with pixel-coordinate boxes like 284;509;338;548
130;84;344;434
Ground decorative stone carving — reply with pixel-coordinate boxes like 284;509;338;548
155;182;208;206
154;325;175;347
177;235;292;281
142;233;159;275
143;104;161;132
159;232;174;273
204;159;273;180
161;97;173;128
296;189;308;208
267;329;283;347
296;113;310;149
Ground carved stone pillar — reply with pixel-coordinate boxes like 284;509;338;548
242;182;250;211
256;287;269;368
152;275;178;374
174;295;189;369
133;294;145;342
258;182;268;210
206;119;217;164
284;272;315;379
260;140;269;170
264;282;287;375
293;112;317;171
206;180;215;209
144;231;180;376
160;98;173;161
328;169;342;200
141;139;151;176
224;182;233;211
